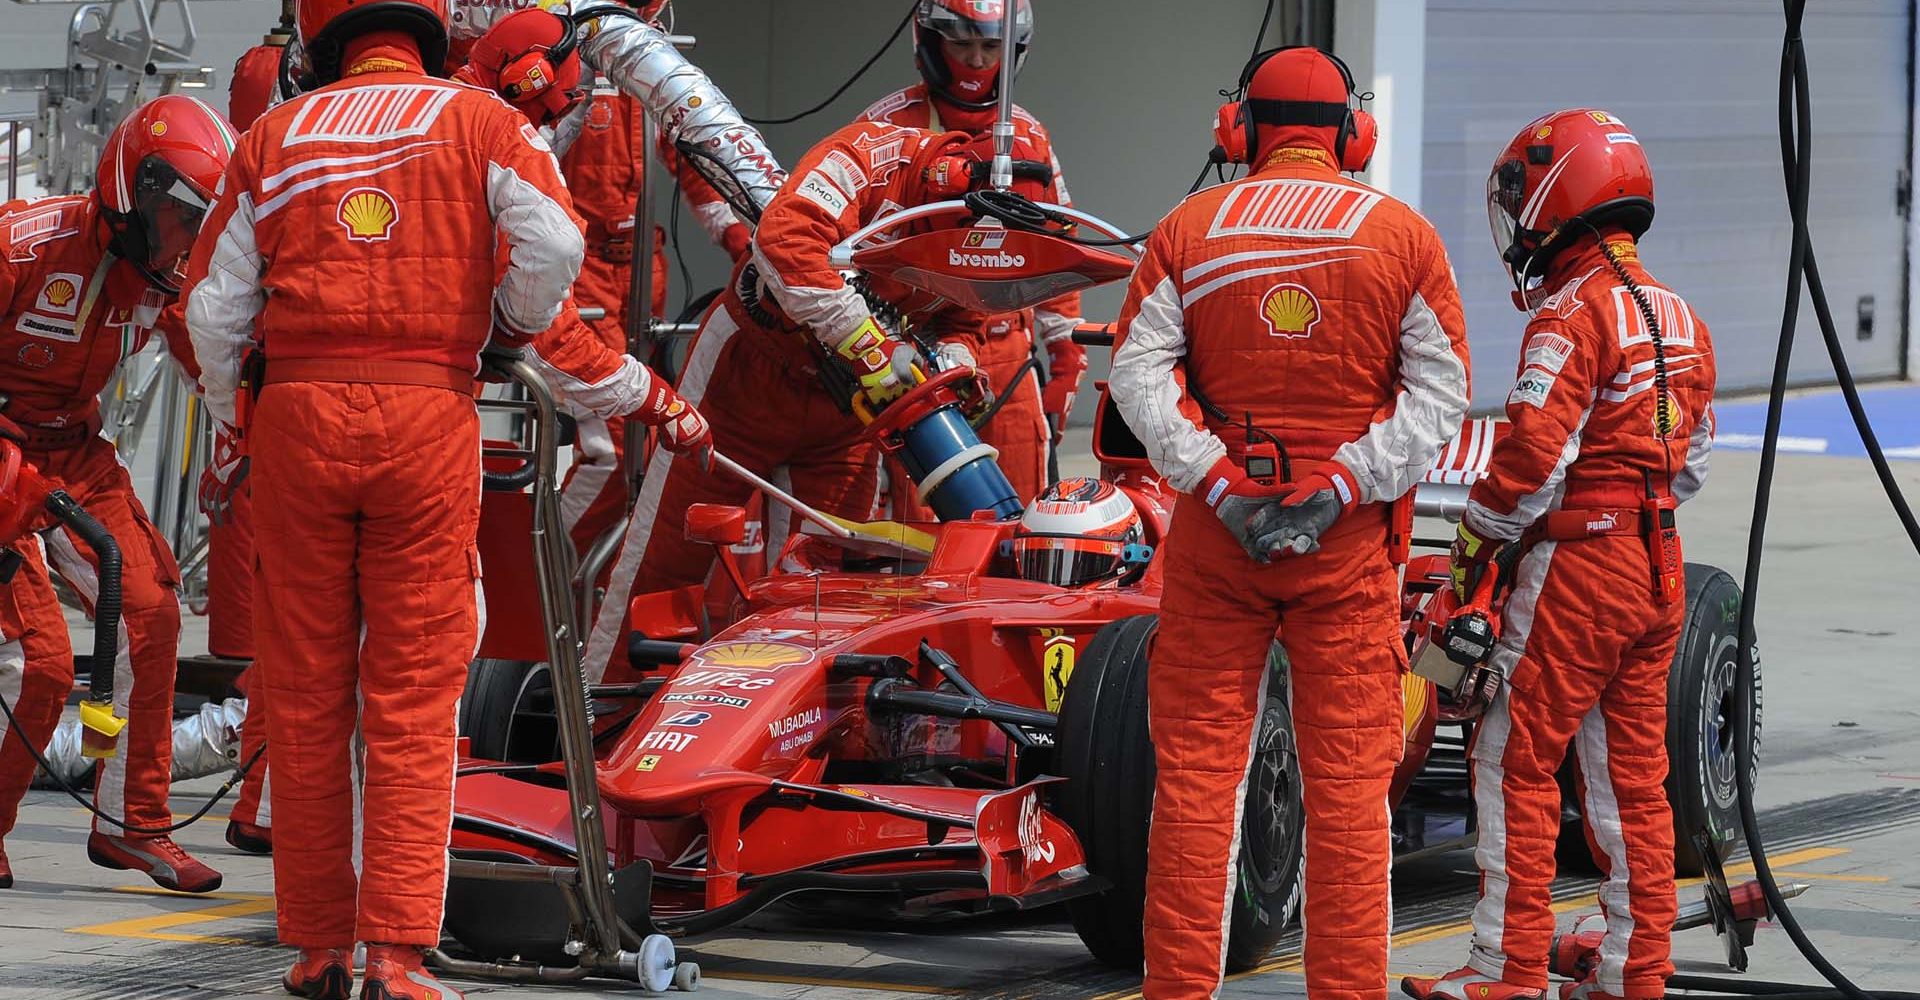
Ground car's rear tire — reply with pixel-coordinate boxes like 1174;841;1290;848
1552;563;1760;877
1055;615;1303;973
1666;563;1759;876
460;658;559;763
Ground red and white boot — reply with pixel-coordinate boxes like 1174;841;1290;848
283;947;354;1000
86;832;223;893
360;945;463;1000
1402;967;1548;1000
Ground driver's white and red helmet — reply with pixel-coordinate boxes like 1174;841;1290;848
1010;478;1144;587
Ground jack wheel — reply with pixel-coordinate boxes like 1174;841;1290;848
637;933;676;993
674;961;702;992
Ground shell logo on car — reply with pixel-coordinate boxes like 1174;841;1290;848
693;641;812;671
1261;283;1321;339
338;187;399;242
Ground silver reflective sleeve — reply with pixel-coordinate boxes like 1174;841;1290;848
36;697;249;786
579;16;787;218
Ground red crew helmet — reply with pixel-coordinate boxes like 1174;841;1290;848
95;94;237;294
1487;108;1655;307
296;0;451;85
913;0;1033;110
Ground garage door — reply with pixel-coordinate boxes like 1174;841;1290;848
1423;0;1912;404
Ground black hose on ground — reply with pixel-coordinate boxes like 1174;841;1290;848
0;490;265;835
1665;2;1920;997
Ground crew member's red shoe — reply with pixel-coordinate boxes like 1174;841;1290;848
1402;967;1548;1000
361;945;463;1000
283;948;354;1000
225;818;273;855
86;832;223;893
0;845;12;889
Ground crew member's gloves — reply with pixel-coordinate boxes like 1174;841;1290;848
1198;456;1288;562
1449;663;1504;722
197;422;249;526
834;316;917;411
1448;521;1499;601
930;339;993;419
638;380;712;466
1248;460;1358;558
1041;335;1088;445
479;342;526;384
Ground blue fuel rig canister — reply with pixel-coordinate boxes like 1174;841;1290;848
895;403;1024;521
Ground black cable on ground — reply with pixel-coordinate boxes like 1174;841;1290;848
0;688;264;836
1670;2;1920;997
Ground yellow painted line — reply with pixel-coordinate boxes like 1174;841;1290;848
1772;870;1888;883
68;886;275;945
107;886;270;902
1101;845;1862;1000
1723;845;1849;877
703;970;961;995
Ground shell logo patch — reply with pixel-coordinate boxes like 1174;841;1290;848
338;187;399;242
1260;282;1322;339
149;120;168;137
1534;125;1552;139
34;272;84;315
694;641;811;671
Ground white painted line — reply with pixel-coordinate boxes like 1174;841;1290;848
1713;433;1829;453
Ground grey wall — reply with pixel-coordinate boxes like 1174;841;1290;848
1421;0;1913;405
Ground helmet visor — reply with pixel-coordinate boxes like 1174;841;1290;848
1485;159;1524;264
1012;532;1122;588
921;0;1030;42
131;154;214;281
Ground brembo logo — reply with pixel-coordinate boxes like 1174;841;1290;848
948;248;1027;269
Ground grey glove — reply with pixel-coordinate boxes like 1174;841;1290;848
1244;488;1343;561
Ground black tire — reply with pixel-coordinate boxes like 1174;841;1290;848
1665;563;1760;876
1055;615;1304;973
460;658;559;764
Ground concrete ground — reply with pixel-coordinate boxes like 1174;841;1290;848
3;443;1918;1000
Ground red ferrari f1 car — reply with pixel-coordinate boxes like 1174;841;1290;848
451;367;1759;985
443;181;1758;986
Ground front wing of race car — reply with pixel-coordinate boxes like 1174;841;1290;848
447;762;1097;947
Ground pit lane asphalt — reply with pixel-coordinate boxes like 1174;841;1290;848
3;445;1917;999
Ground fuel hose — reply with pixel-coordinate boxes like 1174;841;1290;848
1655;2;1920;997
0;491;263;835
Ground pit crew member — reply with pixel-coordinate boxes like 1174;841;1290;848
185;0;583;993
1402;109;1717;1000
859;0;1083;501
580;119;1003;683
449;0;744;549
1109;46;1470;1000
0;95;235;895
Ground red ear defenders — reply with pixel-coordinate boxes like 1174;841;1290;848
1210;46;1378;172
498;9;578;103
